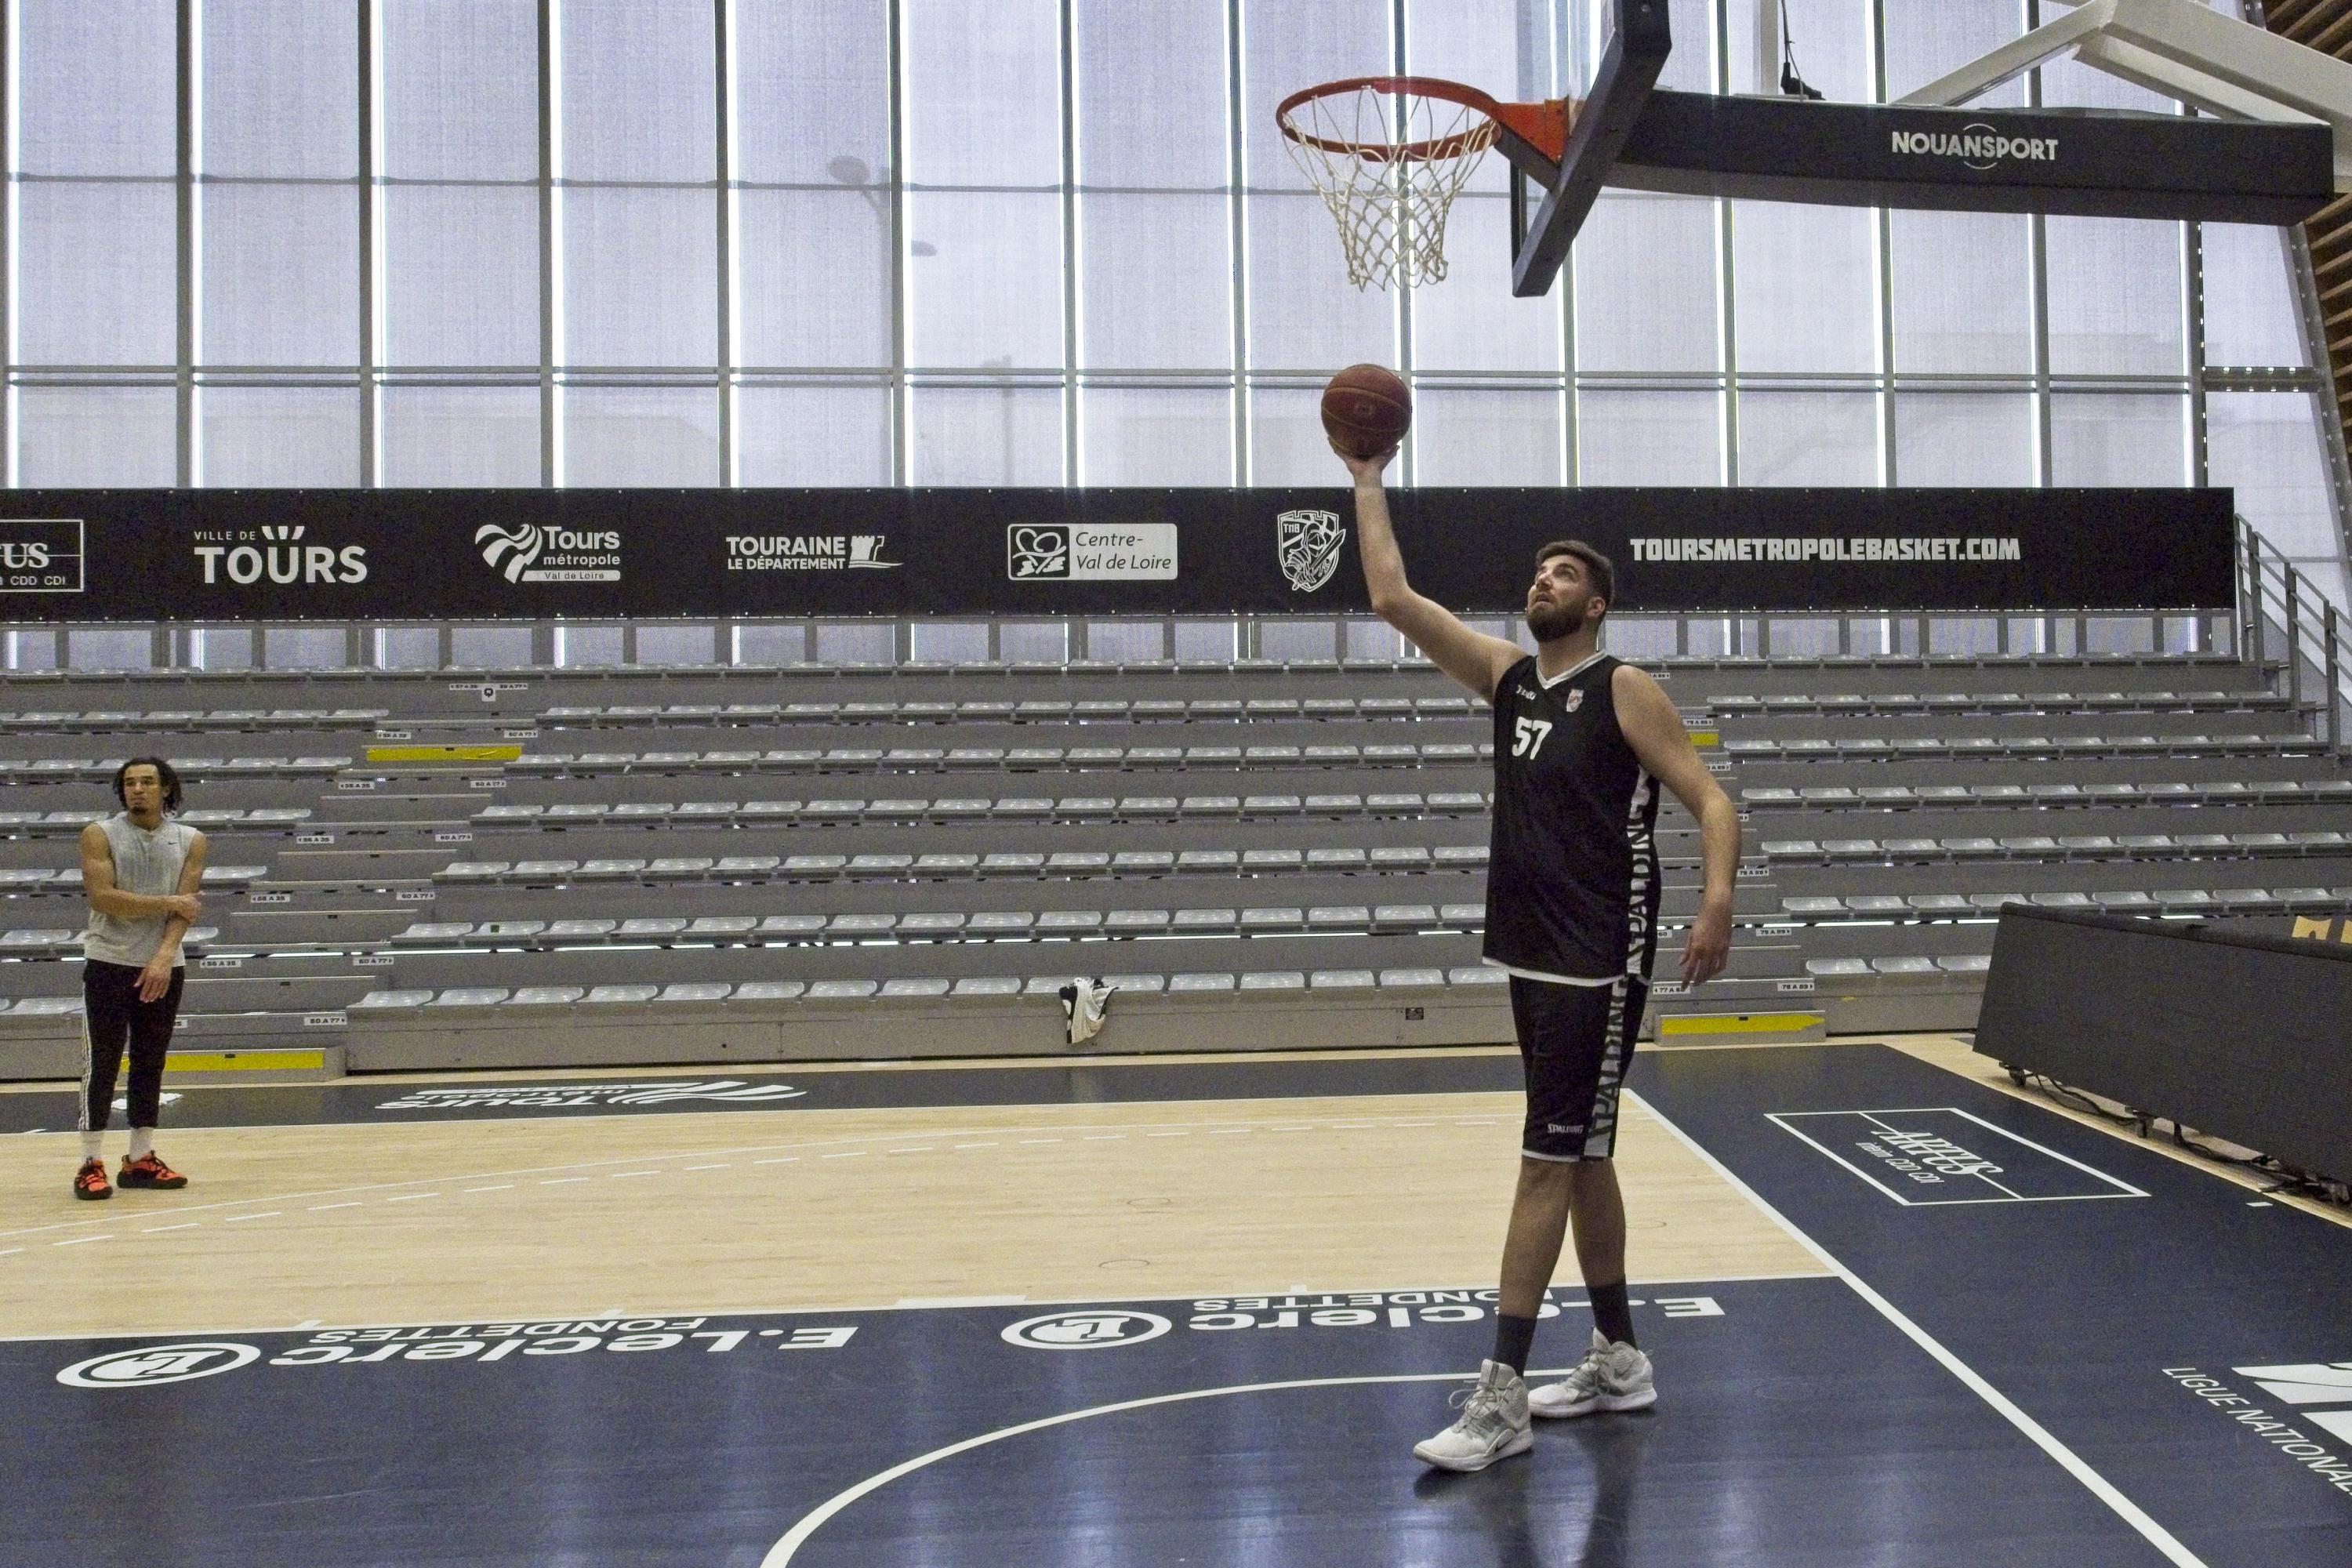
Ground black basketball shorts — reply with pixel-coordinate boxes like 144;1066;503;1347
1510;973;1649;1163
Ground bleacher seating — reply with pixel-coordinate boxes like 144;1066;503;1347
1;645;2341;1073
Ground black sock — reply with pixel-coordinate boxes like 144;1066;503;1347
1589;1282;1635;1348
1491;1312;1538;1375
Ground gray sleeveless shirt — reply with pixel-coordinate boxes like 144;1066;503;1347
82;811;198;969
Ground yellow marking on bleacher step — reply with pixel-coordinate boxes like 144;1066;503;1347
1686;729;1721;747
1657;1012;1825;1037
363;744;524;764
165;1049;326;1073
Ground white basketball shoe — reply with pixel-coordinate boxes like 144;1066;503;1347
1529;1330;1656;1419
1413;1359;1534;1472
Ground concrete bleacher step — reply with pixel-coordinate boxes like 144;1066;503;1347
470;788;1515;828
1758;826;2352;868
1721;731;2326;764
1708;688;2292;716
0;754;350;785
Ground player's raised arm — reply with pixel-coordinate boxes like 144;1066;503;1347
1612;665;1740;987
1340;445;1524;704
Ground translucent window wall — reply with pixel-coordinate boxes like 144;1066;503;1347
5;0;2346;608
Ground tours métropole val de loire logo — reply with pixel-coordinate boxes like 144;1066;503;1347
2166;1359;2352;1499
192;525;367;586
475;522;622;583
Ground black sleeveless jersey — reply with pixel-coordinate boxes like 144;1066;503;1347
1484;653;1662;984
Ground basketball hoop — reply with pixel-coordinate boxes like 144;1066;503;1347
1275;77;1573;291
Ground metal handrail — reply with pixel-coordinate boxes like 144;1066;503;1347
2236;514;2350;754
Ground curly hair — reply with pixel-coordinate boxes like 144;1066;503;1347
111;757;184;815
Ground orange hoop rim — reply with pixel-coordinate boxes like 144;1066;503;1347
1274;75;1570;165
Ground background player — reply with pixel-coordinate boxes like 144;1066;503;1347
1332;444;1741;1472
73;757;207;1200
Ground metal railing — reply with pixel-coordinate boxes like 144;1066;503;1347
0;606;2238;673
2238;514;2351;754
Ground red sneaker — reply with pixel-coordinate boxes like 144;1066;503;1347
73;1158;112;1200
117;1152;188;1190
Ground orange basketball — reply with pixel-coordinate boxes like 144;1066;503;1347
1321;363;1412;458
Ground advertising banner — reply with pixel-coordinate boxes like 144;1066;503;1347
0;486;2234;622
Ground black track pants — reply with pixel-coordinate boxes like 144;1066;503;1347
81;960;183;1133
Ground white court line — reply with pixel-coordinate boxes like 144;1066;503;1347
1636;1091;2206;1568
53;1236;110;1247
1769;1109;2147;1208
385;1193;441;1203
223;1212;279;1224
465;1185;515;1193
608;1171;662;1180
761;1370;1584;1567
140;1223;199;1233
308;1202;361;1211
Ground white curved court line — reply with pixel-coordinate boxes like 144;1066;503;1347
767;1089;2213;1568
1630;1090;2209;1568
760;1370;1501;1566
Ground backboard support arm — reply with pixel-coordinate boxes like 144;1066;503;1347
1509;0;1673;298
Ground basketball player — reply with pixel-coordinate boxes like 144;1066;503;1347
1332;445;1740;1472
72;758;207;1200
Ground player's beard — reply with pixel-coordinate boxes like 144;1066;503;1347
1525;598;1586;642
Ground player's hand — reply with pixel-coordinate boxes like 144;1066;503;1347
1331;439;1398;484
1681;900;1732;987
136;959;173;1003
163;893;202;924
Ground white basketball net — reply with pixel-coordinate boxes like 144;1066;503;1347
1280;85;1499;291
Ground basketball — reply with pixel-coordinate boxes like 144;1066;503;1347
1321;363;1412;458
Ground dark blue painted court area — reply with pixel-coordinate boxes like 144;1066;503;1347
1641;1045;2352;1567
4;1044;2347;1568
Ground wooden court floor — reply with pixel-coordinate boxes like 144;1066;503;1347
8;1033;2351;1568
6;1033;2339;1343
0;1050;1824;1339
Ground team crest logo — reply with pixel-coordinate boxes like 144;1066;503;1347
1276;510;1345;593
1564;688;1584;713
